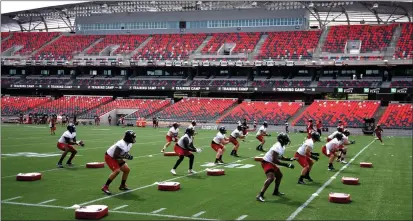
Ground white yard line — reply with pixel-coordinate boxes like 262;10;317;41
2;196;22;202
236;215;248;220
1;201;218;220
151;208;166;214
192;211;206;217
285;140;376;221
37;199;56;205
77;144;301;206
113;205;128;211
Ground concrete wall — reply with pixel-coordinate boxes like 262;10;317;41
76;8;309;34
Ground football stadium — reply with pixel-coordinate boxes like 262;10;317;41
1;0;412;220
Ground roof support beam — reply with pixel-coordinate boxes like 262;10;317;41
397;4;412;22
341;6;350;25
300;1;322;28
40;16;48;32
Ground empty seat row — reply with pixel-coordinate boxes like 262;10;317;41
1;96;52;116
2;32;60;56
318;80;382;88
378;103;412;129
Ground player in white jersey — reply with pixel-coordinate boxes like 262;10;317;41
170;128;201;175
256;133;295;202
187;120;197;138
161;122;179;153
336;129;354;164
294;131;321;184
253;120;257;130
211;127;230;164
256;121;270;152
321;133;344;171
327;127;344;142
56;123;84;168
101;130;136;195
229;125;246;157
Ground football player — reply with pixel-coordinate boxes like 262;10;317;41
211;126;230;164
188;120;197;137
316;120;322;136
306;119;314;139
253;119;257;130
337;120;345;131
327;127;344;142
256;133;295;202
321;133;343;171
170;128;201;175
49;114;57;135
336;129;354;163
229;125;246;157
256;121;270;152
101;130;136;195
295;131;321;184
56;123;84;168
161;122;179;153
374;124;384;145
285;122;289;133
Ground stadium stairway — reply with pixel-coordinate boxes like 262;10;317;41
385;25;402;59
215;102;241;124
136;100;175;119
374;106;387;121
74;97;114;117
79;38;104;56
313;27;330;59
381;81;391;88
128;36;152;59
29;34;63;57
1;33;13;42
194;36;213;54
250;34;268;60
287;104;308;124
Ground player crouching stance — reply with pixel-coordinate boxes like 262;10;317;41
229;125;246;157
256;133;295;202
336;129;354;163
211;127;230;164
322;133;343;171
256;121;270;152
56;123;84;168
161;122;179;153
171;128;201;175
295;131;321;184
101;130;136;195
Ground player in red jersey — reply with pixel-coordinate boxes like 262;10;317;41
211;127;230;164
256;133;295;202
307;119;314;139
229;125;246;157
374;124;384;145
49;114;57;135
101;130;136;195
316;120;322;136
294;131;321;184
161;122;179;152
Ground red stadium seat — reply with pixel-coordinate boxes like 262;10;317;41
82;99;171;119
29;96;112;116
293;100;381;127
1;96;52;116
323;24;395;53
218;101;303;125
2;32;60;56
155;97;237;121
201;32;261;55
378;103;413;129
86;35;149;55
258;31;321;60
394;23;413;59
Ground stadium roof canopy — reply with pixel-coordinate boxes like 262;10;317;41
1;0;412;32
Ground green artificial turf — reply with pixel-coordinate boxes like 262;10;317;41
1;124;412;220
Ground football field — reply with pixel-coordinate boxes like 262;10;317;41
1;124;412;220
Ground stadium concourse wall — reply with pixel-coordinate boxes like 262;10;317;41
76;8;309;34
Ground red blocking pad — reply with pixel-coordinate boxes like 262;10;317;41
158;182;180;191
206;169;225;176
329;192;351;203
16;172;42;181
342;177;359;185
86;162;105;168
360;162;373;168
75;205;108;219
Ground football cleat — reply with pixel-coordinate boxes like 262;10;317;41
188;169;196;174
57;163;63;168
256;195;265;202
161;148;165;153
340;160;348;164
298;180;305;185
328;166;335;171
101;185;111;195
66;163;74;167
170;169;176;175
273;191;285;196
304;176;314;182
119;185;130;191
